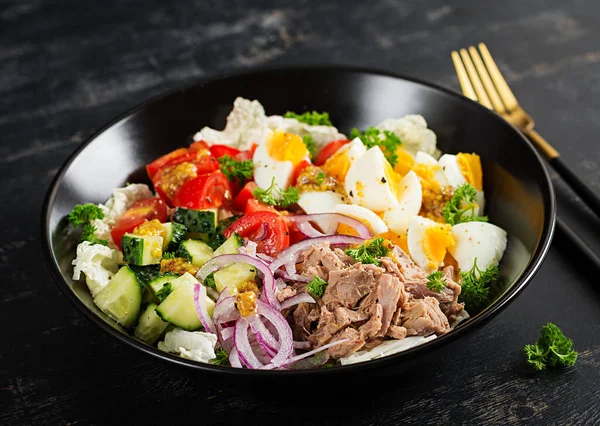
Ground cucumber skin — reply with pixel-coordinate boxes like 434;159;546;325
173;208;217;233
164;222;187;252
122;234;162;266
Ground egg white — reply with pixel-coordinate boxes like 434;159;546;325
252;128;295;193
298;191;346;214
345;146;400;212
449;222;507;272
382;171;422;235
334;204;388;235
407;215;451;272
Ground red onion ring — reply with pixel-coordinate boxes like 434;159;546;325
260;338;350;370
193;283;215;334
233;317;264;369
247;315;279;358
269;235;366;274
255;299;294;367
284;213;372;239
197;254;279;308
229;347;242;368
254;222;269;241
280;292;316;310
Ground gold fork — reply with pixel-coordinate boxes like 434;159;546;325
451;43;600;219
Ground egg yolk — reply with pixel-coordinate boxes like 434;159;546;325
422;224;455;269
376;231;409;255
322;147;351;182
457;153;483;191
267;131;308;166
383;161;400;198
412;163;442;193
393;148;415;176
337;213;378;236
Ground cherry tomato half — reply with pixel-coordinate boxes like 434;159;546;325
209;144;241;159
189;140;209;151
245;198;279;215
232;181;258;212
235;144;258;161
314;139;350;166
224;211;290;257
146;148;188;179
291;159;311;185
161;150;218;173
171;170;231;210
110;198;167;249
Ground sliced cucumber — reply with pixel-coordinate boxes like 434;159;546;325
178;239;213;267
173;207;218;233
214;233;243;256
94;265;143;328
122;234;163;266
162;222;187;252
155;275;215;331
134;303;169;344
214;262;257;293
147;273;179;296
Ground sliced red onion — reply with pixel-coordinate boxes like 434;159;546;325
255;299;294;367
221;326;234;341
213;294;237;352
234;317;264;369
294;341;311;349
269;235;366;273
280;292;316;310
254;222;269;241
229;347;242;368
285;213;372;239
260;338;350;370
247;315;278;358
193;283;215;334
257;253;274;263
197;254;279;308
275;269;311;283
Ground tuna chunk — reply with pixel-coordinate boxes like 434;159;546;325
387;325;408;340
401;297;451;336
300;244;348;280
376;273;405;337
327;328;365;359
309;306;365;347
392;246;426;280
358;303;382;340
322;263;383;310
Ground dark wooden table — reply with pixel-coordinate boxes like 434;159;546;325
3;0;600;424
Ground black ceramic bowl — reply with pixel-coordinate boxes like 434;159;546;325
42;65;555;388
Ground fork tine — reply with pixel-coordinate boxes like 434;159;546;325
478;43;519;111
451;51;477;102
459;48;493;110
468;46;506;114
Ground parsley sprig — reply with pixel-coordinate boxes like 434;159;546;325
345;237;390;266
303;135;318;159
349;127;402;167
524;323;578;371
218;155;253;186
458;259;499;311
210;347;230;366
425;271;446;292
253;177;299;208
67;203;109;246
306;276;328;298
442;183;488;225
284;110;332;126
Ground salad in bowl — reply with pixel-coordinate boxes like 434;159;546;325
68;97;507;369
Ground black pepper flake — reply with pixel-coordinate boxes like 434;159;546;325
381;177;387;183
349;190;354;197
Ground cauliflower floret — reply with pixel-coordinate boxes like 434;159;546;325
193;97;267;150
265;115;347;152
376;114;438;157
91;183;154;244
158;328;218;363
72;241;119;296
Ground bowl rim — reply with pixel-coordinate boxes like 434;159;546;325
41;63;556;377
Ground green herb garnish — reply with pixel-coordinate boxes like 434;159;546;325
425;271;446;292
68;203;105;227
253;177;299;208
458;259;499;311
442;183;488;225
303;135;318;159
204;272;216;290
306;276;328;298
218;155;254;186
316;172;326;185
524;323;578;371
210;347;231;366
284;111;332;126
80;223;109;246
349;126;402;167
155;283;173;302
345;237;390;266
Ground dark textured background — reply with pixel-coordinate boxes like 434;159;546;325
3;0;600;425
